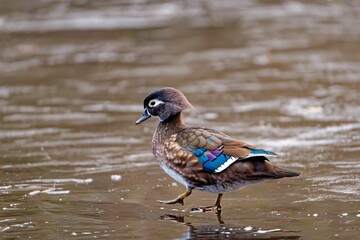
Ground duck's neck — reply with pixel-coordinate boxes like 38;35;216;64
153;112;186;143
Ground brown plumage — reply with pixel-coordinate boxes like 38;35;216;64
136;87;300;211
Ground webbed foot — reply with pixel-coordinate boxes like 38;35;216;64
158;198;184;205
157;189;192;206
190;193;223;212
190;204;221;212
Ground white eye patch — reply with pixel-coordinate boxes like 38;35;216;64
148;99;164;108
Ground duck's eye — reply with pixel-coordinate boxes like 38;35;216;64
148;100;157;107
148;99;164;108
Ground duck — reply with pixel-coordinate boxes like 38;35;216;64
136;87;300;211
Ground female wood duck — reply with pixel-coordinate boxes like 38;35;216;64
136;87;300;212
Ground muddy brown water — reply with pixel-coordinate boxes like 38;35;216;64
1;0;359;239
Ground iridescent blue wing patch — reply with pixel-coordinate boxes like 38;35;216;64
189;146;238;173
188;147;277;173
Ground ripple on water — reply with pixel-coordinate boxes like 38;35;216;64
25;178;93;184
0;128;64;139
1;179;91;197
0;5;181;33
0;221;35;233
3;113;110;122
283;98;360;122
12;136;143;148
255;123;360;149
185;224;300;239
82;103;141;112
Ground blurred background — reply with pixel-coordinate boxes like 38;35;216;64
0;0;359;239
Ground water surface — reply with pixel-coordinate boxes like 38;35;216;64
1;0;359;239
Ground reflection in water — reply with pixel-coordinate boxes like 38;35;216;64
190;209;224;224
161;214;301;240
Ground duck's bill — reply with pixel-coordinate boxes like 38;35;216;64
135;110;151;125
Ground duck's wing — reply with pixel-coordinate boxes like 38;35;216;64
173;128;278;173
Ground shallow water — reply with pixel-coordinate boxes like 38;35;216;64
1;0;359;239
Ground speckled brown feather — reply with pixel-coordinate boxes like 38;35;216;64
175;128;255;158
162;140;294;190
158;122;297;190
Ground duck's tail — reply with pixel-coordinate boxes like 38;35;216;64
275;166;300;177
250;157;300;179
267;161;300;178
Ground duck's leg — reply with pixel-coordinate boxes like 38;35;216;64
191;193;223;212
216;209;224;224
158;188;192;205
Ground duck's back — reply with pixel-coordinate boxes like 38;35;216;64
152;124;299;192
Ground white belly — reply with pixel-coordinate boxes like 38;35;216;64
158;162;191;188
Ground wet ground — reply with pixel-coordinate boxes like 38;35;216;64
1;0;360;239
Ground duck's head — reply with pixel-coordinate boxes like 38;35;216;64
135;87;193;125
